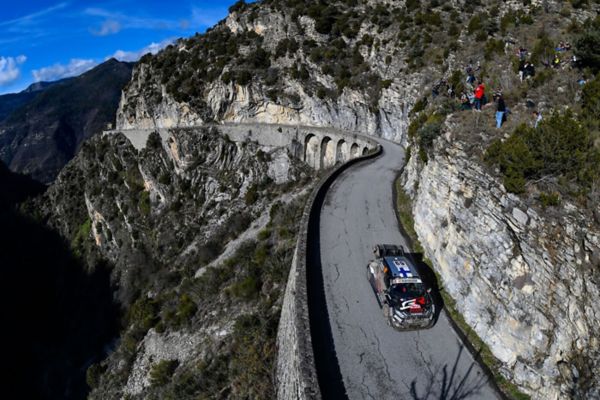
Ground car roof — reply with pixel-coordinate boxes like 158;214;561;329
383;256;420;280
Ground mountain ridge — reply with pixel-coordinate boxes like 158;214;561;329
0;58;134;183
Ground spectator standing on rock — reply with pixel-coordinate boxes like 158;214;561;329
518;59;526;81
533;111;542;128
474;80;485;111
495;93;506;128
524;62;535;79
517;47;528;60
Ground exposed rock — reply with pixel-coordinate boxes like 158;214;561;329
401;131;600;400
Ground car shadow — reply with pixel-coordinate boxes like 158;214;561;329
409;342;491;400
406;252;445;325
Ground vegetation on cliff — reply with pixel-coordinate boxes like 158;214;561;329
35;126;313;399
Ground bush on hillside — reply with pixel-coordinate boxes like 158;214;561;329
581;74;600;123
150;359;179;387
228;0;246;14
485;111;600;194
575;21;600;72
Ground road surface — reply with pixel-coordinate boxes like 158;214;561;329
318;138;500;400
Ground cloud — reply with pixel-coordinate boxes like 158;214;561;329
84;8;176;31
0;2;68;28
109;38;174;62
0;55;27;86
91;19;121;36
32;58;97;82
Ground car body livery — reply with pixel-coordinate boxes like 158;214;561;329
366;244;435;330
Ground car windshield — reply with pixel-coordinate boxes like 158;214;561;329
390;282;425;299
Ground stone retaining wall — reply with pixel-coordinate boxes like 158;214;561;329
276;134;382;400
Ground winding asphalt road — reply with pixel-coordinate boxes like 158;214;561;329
318;138;500;400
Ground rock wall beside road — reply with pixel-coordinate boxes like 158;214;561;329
401;134;600;400
276;135;381;400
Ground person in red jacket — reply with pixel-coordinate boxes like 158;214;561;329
474;80;485;111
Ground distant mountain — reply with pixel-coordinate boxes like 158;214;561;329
21;79;73;94
0;79;70;121
0;91;37;122
0;58;133;183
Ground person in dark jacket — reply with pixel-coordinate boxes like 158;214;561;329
495;93;506;128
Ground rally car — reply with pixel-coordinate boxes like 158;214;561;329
366;244;435;330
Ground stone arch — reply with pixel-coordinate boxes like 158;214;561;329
336;139;349;164
321;136;335;169
304;133;320;169
350;143;360;158
362;146;369;156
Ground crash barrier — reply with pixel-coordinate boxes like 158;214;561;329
276;134;382;400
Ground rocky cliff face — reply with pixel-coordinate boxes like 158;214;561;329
115;0;423;145
19;0;600;398
401;122;600;399
37;125;313;398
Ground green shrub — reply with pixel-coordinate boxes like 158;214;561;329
485;112;600;194
581;74;600;121
530;32;555;65
569;0;589;9
539;192;561;208
245;185;258;205
128;297;159;331
72;218;92;251
86;363;106;389
448;69;465;94
500;12;517;33
410;97;428;115
150;359;179;387
138;190;151;215
228;0;246;13
575;25;600;72
229;276;261;299
467;15;483;34
176;294;197;322
417;113;444;149
236;70;252;85
531;68;554;88
448;23;460;36
484;39;505;60
146;131;162;150
159;172;171;185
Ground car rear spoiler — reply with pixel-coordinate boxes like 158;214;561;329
373;244;406;258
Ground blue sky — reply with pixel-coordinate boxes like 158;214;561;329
0;0;237;94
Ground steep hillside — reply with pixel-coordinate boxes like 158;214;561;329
16;0;600;399
395;2;600;399
34;125;313;399
0;59;133;183
111;0;600;398
0;162;119;400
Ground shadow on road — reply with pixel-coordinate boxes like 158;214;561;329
410;343;491;400
408;252;445;326
306;175;349;400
